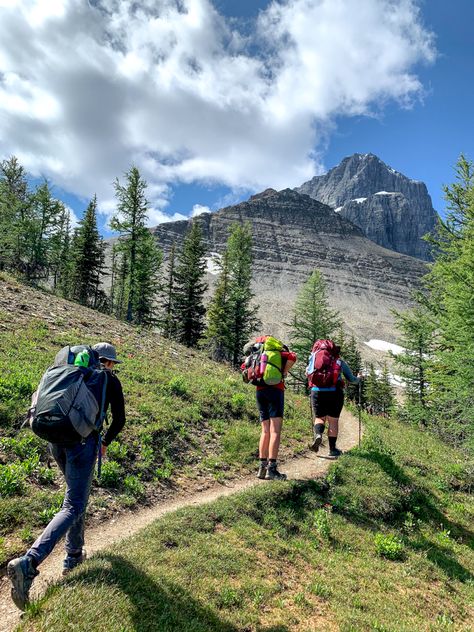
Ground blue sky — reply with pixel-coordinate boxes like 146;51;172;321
1;1;472;233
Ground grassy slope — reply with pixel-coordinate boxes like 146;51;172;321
20;414;474;632
0;274;310;565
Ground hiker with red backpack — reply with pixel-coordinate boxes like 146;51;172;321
306;339;360;458
242;336;296;480
7;343;126;611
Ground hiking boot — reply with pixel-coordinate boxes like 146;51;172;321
257;462;268;479
265;464;287;481
328;448;342;459
310;433;323;453
62;550;86;576
7;555;39;611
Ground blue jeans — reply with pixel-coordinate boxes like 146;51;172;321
27;434;98;565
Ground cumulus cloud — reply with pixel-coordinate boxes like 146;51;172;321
191;203;211;217
0;0;435;221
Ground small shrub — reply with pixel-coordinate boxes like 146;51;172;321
167;376;188;398
21;454;40;476
374;533;404;560
123;475;145;498
155;458;174;480
107;441;128;461
99;461;123;488
230;393;246;414
0;435;42;460
39;501;62;525
20;527;34;543
37;466;56;485
314;507;332;540
308;581;331;599
0;463;27;497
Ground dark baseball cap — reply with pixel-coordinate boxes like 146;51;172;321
92;342;122;364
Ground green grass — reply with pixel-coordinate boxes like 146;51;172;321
19;414;474;632
0;275;310;564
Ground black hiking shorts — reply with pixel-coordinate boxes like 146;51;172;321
256;388;285;421
310;389;344;419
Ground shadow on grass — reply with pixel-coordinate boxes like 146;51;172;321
354;450;474;583
62;553;241;632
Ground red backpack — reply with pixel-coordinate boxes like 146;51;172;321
306;339;341;388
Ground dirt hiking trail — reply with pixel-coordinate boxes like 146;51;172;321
0;410;359;632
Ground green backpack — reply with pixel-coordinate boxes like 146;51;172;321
262;336;285;385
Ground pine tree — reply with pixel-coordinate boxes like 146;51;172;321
110;247;129;320
421;155;474;444
133;229;162;326
70;196;107;308
110;167;162;325
27;181;65;282
205;223;259;364
173;222;208;347
392;307;434;425
0;156;32;273
161;241;177;339
289;269;342;382
204;250;233;361
49;206;72;294
378;363;395;416
111;167;149;323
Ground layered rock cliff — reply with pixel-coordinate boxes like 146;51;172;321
151;188;427;346
296;153;438;260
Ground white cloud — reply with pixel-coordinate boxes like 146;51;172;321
0;0;435;220
191;203;211;217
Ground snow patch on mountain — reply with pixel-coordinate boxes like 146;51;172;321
364;339;404;355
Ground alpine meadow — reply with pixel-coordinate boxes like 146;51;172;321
0;1;473;631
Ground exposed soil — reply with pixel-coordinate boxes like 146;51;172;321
0;409;360;632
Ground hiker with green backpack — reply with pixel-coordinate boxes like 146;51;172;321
242;335;297;480
7;343;126;611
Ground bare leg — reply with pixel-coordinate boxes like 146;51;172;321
259;420;270;459
269;417;283;460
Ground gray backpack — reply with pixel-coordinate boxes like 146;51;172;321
29;345;108;445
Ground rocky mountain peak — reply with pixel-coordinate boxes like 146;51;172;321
295;153;438;260
249;188;278;201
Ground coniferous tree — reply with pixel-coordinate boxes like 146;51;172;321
0;156;32;273
27;181;65;282
50;206;72;294
205;223;259;364
111;166;148;323
133;230;162;326
392;307;434;425
203;251;232;360
289;269;342;383
110;247;129;320
70;196;107;308
110;167;162;325
421;155;474;444
161;241;177;339
173;222;208;347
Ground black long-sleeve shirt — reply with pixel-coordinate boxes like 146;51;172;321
101;371;126;446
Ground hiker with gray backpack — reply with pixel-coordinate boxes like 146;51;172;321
306;339;360;458
242;335;297;480
7;343;126;611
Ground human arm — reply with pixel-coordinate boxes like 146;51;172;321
340;359;360;384
282;351;297;376
102;373;126;447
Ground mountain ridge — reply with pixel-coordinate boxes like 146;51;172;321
296;153;438;260
151;187;427;348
